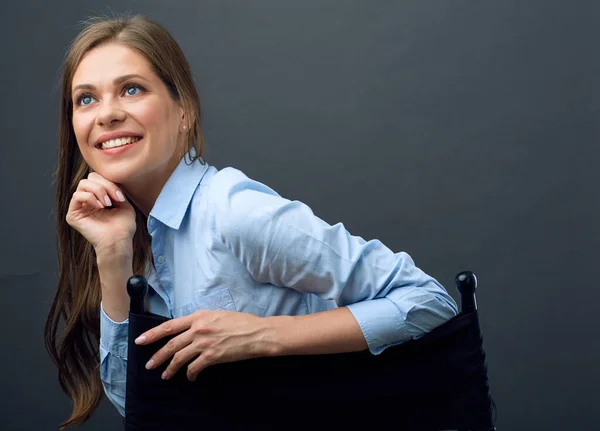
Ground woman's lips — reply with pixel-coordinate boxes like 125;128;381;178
97;138;142;155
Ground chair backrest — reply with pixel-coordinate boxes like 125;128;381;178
124;271;496;431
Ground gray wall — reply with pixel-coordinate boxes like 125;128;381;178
1;1;597;430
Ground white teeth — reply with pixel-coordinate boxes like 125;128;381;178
101;136;140;150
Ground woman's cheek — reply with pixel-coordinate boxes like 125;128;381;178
72;113;96;155
72;111;91;136
132;102;164;128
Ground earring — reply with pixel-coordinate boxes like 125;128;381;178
182;125;189;132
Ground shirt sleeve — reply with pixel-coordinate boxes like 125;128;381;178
99;302;128;416
207;168;459;355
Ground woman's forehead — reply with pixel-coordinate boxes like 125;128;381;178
72;43;154;90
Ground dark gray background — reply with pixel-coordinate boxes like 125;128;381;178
1;1;597;430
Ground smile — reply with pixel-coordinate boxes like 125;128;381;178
98;136;142;150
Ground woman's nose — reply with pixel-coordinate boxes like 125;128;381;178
95;97;127;126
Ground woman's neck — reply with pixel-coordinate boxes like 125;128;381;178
121;152;181;217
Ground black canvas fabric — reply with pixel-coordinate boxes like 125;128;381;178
123;308;496;430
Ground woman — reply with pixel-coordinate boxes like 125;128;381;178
44;14;458;429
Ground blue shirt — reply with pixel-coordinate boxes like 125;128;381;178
99;149;458;416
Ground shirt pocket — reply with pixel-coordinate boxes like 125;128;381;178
177;286;236;316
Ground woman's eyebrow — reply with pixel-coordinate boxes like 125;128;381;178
72;74;150;93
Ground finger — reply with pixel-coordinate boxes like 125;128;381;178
187;349;217;382
79;175;127;206
135;315;193;345
145;331;193;370
70;190;105;211
76;178;116;208
87;172;128;203
162;343;201;380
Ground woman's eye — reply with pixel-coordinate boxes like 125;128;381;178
125;85;143;96
75;94;94;106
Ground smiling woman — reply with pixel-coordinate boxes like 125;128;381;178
70;42;194;214
44;14;458;430
45;16;205;428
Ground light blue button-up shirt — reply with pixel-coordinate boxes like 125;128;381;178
99;150;458;416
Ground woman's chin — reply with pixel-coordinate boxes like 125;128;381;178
91;166;133;185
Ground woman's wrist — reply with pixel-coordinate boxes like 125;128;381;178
261;315;293;357
95;240;133;265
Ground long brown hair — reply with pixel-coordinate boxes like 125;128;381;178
44;15;205;429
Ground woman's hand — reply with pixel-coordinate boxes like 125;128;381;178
135;310;277;382
65;172;137;254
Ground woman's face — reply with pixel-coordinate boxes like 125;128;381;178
71;42;185;187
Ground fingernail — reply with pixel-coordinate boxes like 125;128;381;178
116;190;126;202
161;371;168;380
145;359;154;370
135;335;146;344
104;195;112;206
96;200;104;209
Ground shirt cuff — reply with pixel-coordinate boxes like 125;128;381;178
100;302;129;360
346;297;409;355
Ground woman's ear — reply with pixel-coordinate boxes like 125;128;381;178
181;111;196;131
179;110;187;132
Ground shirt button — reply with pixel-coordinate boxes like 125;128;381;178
157;255;165;264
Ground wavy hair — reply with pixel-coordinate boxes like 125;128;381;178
44;15;204;428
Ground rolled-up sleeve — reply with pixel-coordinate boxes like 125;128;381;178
208;168;458;354
99;302;129;416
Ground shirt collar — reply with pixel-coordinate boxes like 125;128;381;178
149;148;209;230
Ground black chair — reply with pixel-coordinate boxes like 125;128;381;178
123;271;496;430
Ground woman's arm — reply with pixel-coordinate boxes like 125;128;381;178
266;306;367;355
97;252;133;417
99;306;128;417
136;168;457;381
208;168;458;354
